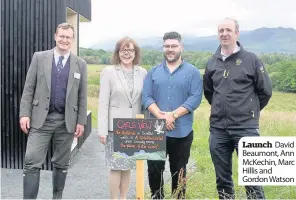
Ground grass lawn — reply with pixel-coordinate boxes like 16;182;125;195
87;64;296;199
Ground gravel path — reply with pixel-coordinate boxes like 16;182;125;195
1;129;195;199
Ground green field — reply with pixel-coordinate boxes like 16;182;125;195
87;64;296;199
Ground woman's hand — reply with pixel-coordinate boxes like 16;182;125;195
99;135;107;145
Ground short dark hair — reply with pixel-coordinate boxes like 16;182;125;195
112;37;141;65
163;31;182;42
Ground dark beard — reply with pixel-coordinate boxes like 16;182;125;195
163;51;181;63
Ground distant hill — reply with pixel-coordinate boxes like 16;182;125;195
89;27;296;54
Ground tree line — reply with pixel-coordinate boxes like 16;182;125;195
80;47;296;93
80;47;213;69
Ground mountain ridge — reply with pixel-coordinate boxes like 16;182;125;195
88;27;296;54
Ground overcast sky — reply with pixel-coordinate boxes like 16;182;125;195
79;0;296;47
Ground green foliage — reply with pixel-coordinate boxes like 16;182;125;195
80;47;112;65
260;53;296;65
81;48;296;93
267;61;296;93
80;48;214;69
141;50;163;66
182;51;213;69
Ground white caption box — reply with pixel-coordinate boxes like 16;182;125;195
238;137;296;186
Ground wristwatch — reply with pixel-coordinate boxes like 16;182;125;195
172;111;179;119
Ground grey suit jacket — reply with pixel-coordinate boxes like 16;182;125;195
98;65;147;136
19;49;88;133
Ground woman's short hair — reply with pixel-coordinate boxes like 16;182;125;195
112;37;141;65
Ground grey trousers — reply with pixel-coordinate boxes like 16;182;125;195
24;112;74;172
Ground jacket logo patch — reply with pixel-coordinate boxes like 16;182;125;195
236;59;242;65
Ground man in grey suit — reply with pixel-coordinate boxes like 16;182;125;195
19;23;87;199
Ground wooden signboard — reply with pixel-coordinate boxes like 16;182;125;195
113;118;166;160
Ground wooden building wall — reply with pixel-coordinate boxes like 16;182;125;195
1;0;91;170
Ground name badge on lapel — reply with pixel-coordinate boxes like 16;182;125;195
74;72;81;79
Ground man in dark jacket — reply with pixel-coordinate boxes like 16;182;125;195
203;18;272;199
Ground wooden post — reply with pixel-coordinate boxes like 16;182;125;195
136;114;145;200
